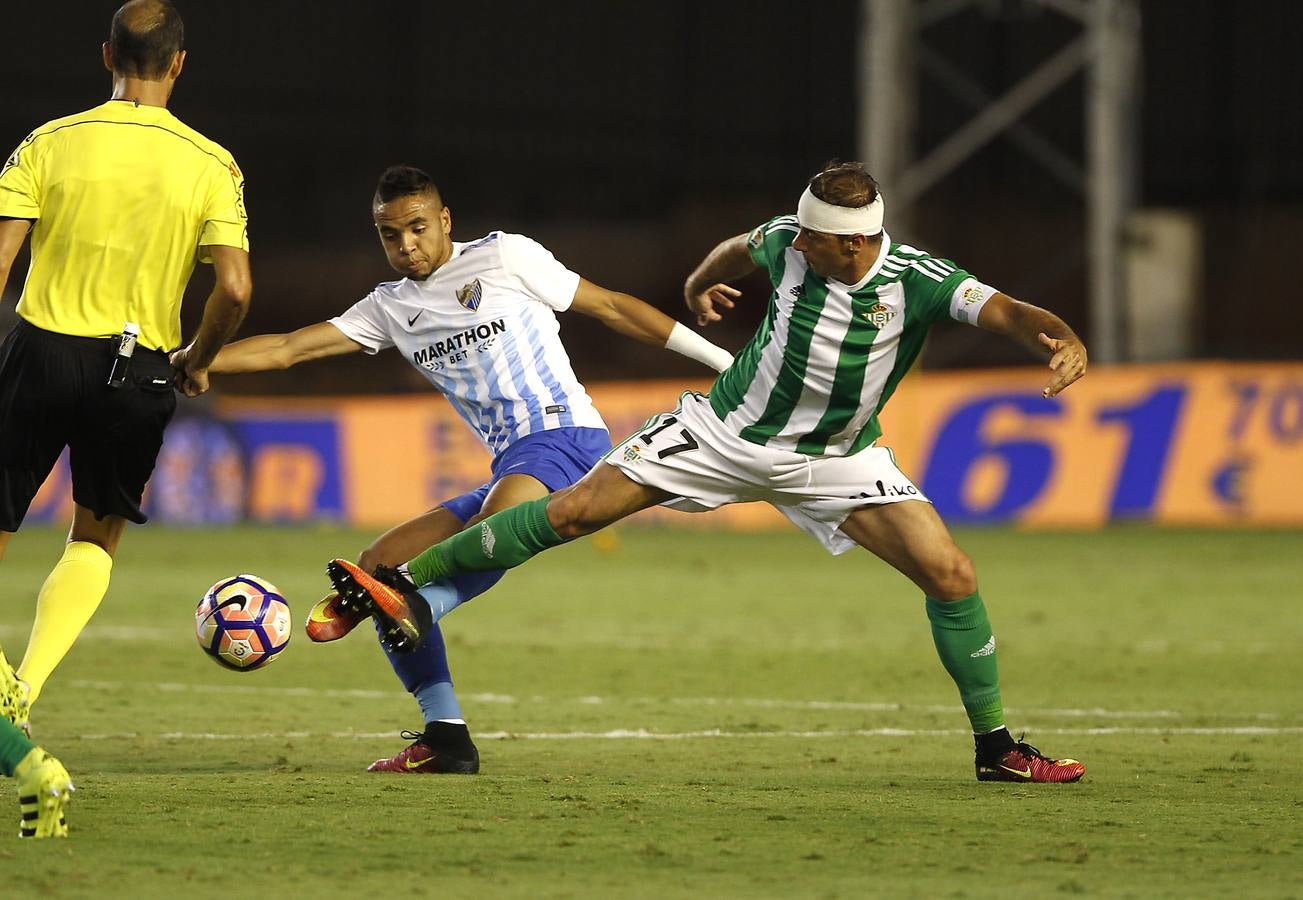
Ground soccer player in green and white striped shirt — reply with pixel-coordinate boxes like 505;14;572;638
329;161;1090;783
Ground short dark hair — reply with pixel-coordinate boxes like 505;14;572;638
109;0;185;80
809;160;879;208
374;165;442;205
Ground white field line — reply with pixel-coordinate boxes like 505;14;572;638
69;679;516;704
0;624;174;641
69;679;1289;722
1;625;1286;657
669;697;1208;720
70;725;1303;742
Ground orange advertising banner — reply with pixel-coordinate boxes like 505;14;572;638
24;363;1303;530
875;363;1303;527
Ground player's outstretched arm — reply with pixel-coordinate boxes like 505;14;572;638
683;233;756;326
0;217;33;298
172;245;253;397
569;278;733;372
976;293;1088;397
208;321;364;376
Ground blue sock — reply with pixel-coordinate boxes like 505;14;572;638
416;570;506;623
379;620;463;721
415;679;463;723
382;571;506;724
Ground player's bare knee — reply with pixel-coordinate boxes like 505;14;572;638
545;495;584;539
926;548;977;600
952;551;978;597
76;536;116;556
67;527;122;557
357;533;412;570
546;489;599;539
356;546;380;572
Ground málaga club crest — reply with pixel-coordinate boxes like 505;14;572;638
456;278;483;311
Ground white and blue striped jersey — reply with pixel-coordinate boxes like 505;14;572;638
330;232;607;455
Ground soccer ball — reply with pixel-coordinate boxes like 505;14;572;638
195;574;292;671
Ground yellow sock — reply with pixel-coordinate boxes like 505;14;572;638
18;541;113;707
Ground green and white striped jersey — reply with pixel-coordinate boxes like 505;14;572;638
709;215;997;456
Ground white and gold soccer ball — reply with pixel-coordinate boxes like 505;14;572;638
195;574;292;671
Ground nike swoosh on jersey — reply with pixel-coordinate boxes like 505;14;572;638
407;310;424;327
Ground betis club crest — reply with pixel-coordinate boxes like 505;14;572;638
456;278;483;311
863;302;895;329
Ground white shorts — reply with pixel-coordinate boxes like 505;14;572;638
606;392;929;555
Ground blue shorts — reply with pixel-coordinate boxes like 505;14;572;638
442;426;611;523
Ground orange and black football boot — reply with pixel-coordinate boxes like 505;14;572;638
326;559;430;652
304;592;367;642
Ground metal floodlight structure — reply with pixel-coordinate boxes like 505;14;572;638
859;0;1141;363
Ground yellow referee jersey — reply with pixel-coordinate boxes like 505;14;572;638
0;100;248;351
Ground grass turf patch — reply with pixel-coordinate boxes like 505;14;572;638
2;525;1299;897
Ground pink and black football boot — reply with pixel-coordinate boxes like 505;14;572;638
976;734;1085;783
367;723;479;775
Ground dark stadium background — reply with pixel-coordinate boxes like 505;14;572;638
1;1;1299;394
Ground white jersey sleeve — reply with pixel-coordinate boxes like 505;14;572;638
498;233;581;311
948;277;999;325
329;289;394;355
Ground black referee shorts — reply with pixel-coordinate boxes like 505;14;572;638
0;319;177;530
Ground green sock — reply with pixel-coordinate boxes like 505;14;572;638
407;497;566;585
925;592;1005;733
0;718;35;777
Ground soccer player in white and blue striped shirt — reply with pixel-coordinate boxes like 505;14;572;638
211;165;732;773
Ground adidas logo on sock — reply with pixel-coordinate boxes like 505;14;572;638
480;523;497;559
970;635;996;658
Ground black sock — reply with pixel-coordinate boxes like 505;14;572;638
422;721;476;757
974;727;1016;757
411;591;433;633
380;565;433;632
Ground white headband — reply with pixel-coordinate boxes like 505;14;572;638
796;186;885;236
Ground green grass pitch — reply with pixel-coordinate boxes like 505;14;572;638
1;524;1300;898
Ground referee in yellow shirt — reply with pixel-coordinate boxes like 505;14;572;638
0;0;251;728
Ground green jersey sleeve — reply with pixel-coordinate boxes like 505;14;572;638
746;215;799;288
894;248;989;325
